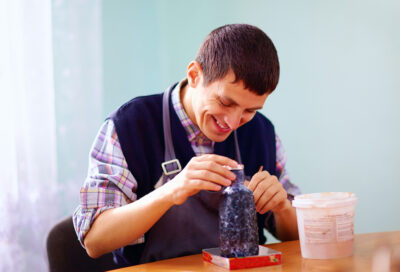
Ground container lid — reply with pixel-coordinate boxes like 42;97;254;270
224;164;244;170
292;192;357;208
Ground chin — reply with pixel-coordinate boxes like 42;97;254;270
205;131;232;143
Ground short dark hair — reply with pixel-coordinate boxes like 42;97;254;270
195;24;280;95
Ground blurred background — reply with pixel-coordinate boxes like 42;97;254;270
1;0;399;271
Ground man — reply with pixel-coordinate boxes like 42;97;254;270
73;24;300;266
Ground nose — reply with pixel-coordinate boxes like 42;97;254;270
224;110;242;130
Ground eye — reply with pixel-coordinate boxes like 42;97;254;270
219;98;232;107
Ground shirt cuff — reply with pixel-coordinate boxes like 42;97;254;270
72;205;114;247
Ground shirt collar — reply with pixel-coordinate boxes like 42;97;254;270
171;79;213;145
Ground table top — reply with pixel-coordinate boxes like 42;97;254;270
109;231;400;272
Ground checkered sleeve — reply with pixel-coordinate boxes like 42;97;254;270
275;133;301;197
72;119;145;246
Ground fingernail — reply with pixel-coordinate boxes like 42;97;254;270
225;179;232;186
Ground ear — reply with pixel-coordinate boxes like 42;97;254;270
186;61;203;88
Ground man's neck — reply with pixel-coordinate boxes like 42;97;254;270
180;82;197;127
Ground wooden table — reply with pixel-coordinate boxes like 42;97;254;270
109;231;400;271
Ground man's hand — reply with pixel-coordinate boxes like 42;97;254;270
166;154;238;205
247;170;290;214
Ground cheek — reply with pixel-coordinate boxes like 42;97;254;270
200;102;220;116
195;102;213;123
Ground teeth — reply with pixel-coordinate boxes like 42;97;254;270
215;118;229;129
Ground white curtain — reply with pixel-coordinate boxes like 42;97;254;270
0;0;102;271
0;0;58;271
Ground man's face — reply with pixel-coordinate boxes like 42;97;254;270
190;70;269;142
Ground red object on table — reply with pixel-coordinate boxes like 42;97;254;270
202;245;281;270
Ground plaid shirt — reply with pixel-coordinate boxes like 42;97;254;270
73;81;301;245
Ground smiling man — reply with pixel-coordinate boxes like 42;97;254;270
182;65;268;142
73;24;301;266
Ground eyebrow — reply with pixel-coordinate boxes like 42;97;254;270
221;95;263;111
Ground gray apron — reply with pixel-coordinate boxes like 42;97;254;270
139;85;242;263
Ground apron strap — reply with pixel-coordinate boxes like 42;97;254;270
161;84;182;178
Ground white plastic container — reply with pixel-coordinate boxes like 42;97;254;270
292;192;358;259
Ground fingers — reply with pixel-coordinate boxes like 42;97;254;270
192;160;236;181
253;181;274;209
188;169;232;187
168;155;239;205
248;171;271;191
173;155;238;191
186;179;223;191
195;154;238;169
187;155;238;186
258;187;287;214
248;171;288;214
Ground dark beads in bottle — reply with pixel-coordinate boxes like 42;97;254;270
219;166;259;257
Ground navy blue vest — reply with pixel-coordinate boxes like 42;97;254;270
108;85;277;265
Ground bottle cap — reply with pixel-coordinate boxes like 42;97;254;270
223;164;244;170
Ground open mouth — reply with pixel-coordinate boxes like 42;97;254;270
212;116;230;132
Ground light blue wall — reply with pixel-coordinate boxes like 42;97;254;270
53;1;103;215
102;0;400;239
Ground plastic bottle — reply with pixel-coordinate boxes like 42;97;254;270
219;165;259;257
